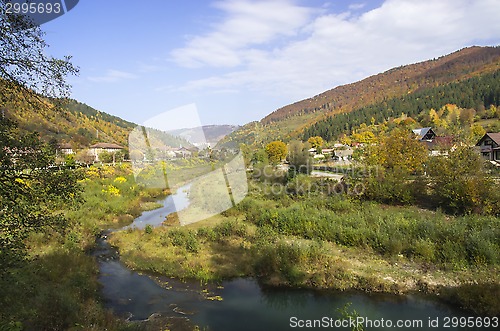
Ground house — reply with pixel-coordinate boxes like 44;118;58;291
58;143;74;155
173;146;193;158
422;136;455;156
412;128;455;156
321;148;334;156
412;127;437;141
476;132;500;162
334;147;353;161
89;142;124;161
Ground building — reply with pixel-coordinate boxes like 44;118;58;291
173;146;193;158
412;127;437;141
476;132;500;162
89;142;124;161
413;127;455;156
58;143;74;155
334;147;353;161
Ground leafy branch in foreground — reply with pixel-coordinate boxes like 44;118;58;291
0;0;78;105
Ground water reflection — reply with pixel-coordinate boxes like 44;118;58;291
125;183;191;229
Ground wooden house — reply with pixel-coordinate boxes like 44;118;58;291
476;132;500;162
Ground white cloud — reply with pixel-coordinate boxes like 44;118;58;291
348;3;366;11
170;0;316;67
169;0;500;101
88;69;138;83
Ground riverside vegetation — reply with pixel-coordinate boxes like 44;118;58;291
1;150;498;330
110;166;500;317
109;123;499;319
0;163;168;330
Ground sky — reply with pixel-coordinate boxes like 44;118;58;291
42;0;500;128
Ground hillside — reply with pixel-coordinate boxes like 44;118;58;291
2;88;236;151
220;46;500;147
1;97;134;148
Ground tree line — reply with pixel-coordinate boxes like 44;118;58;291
303;70;500;141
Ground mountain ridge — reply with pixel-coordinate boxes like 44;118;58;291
263;46;500;125
219;46;500;147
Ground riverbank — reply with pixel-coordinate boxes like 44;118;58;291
110;180;500;317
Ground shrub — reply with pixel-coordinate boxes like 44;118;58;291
214;220;247;239
427;147;499;215
362;168;415;205
167;229;199;253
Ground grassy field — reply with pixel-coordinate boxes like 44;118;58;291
110;178;500;316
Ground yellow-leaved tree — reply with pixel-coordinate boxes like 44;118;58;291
265;140;287;164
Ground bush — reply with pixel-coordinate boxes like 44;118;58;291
167;229;200;253
427;147;499;215
362;168;415;205
213;220;247;239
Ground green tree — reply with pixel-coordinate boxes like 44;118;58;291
98;150;114;163
265;141;287;164
251;148;268;165
0;2;78;104
0;117;82;271
427;146;499;215
64;153;76;167
287;140;312;177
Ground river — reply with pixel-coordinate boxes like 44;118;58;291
93;184;489;330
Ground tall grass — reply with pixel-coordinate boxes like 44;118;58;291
241;191;500;267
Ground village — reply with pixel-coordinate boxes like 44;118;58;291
55;127;500;171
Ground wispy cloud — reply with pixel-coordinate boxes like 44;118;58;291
170;0;316;68
169;0;500;101
348;3;366;11
88;69;138;83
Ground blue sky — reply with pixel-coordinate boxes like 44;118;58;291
42;0;500;128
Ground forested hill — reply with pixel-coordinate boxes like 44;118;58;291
218;46;500;148
1;94;135;147
303;69;500;141
263;46;500;125
2;92;230;150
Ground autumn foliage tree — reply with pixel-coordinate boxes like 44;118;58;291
0;117;82;271
361;129;428;204
427;146;499;215
307;136;324;149
265;140;287;164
